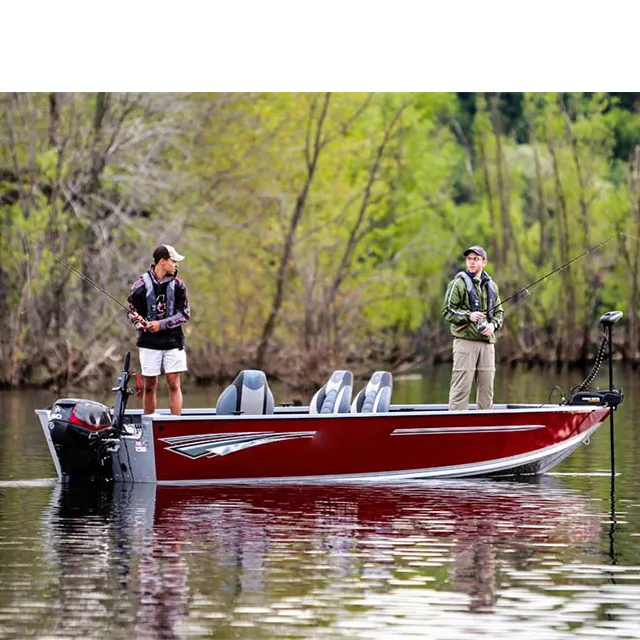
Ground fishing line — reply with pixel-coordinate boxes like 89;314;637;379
618;232;640;243
492;234;618;314
42;245;131;314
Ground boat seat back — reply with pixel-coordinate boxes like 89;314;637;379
351;371;393;413
216;370;275;415
309;370;353;414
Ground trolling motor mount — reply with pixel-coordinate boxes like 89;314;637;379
568;310;624;407
111;351;135;435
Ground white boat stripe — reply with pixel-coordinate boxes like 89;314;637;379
392;424;546;435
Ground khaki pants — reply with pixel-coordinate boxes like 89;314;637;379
448;338;495;411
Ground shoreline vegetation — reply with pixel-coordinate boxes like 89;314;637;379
2;92;640;391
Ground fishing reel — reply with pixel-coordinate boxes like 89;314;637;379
477;318;495;333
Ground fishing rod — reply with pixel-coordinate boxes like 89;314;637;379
456;234;618;331
42;245;147;328
494;234;617;312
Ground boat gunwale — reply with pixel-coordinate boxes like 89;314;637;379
35;403;609;427
135;403;606;422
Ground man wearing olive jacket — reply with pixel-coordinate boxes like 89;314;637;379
442;245;504;411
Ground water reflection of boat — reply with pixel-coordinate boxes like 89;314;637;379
37;477;602;637
150;478;600;543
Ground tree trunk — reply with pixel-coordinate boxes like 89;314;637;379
547;125;576;357
627;146;640;357
475;96;500;266
326;102;407;330
490;94;520;270
256;93;331;369
526;107;548;266
562;99;593;361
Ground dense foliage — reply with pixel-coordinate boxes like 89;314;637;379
2;92;640;388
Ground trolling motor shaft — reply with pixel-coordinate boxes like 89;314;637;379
564;310;623;478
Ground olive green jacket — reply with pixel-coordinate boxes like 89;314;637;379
442;271;504;343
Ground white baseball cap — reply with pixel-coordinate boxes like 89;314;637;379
153;244;185;263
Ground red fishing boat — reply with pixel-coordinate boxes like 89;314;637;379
36;312;623;484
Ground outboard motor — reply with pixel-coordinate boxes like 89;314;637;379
48;398;118;480
46;352;135;481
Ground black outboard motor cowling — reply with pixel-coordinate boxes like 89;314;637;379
48;399;118;480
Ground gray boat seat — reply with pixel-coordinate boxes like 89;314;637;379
216;370;275;415
309;370;353;414
351;371;393;413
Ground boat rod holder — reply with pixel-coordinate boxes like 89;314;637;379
568;311;624;408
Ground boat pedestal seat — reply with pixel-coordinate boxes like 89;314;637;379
216;370;275;415
351;371;393;413
310;370;353;414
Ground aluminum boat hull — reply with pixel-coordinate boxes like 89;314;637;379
36;403;610;484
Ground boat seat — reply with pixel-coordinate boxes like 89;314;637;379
351;371;393;413
216;370;275;415
309;370;353;414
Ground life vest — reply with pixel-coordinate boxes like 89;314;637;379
455;271;497;319
141;272;176;320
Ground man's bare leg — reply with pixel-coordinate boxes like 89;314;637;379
143;376;159;414
166;372;183;415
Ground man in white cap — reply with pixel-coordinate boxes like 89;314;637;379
442;245;504;411
127;244;191;415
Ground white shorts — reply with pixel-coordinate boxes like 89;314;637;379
139;348;187;377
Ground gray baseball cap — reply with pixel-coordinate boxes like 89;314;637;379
463;245;487;260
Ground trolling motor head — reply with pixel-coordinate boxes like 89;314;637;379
568;310;624;407
600;310;623;327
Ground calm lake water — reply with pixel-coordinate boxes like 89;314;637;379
1;363;640;639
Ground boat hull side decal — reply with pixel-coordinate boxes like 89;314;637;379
159;431;317;459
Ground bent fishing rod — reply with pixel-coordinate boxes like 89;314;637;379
457;234;618;329
42;245;147;328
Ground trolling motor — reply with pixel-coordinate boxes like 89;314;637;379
568;311;624;408
568;310;624;477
